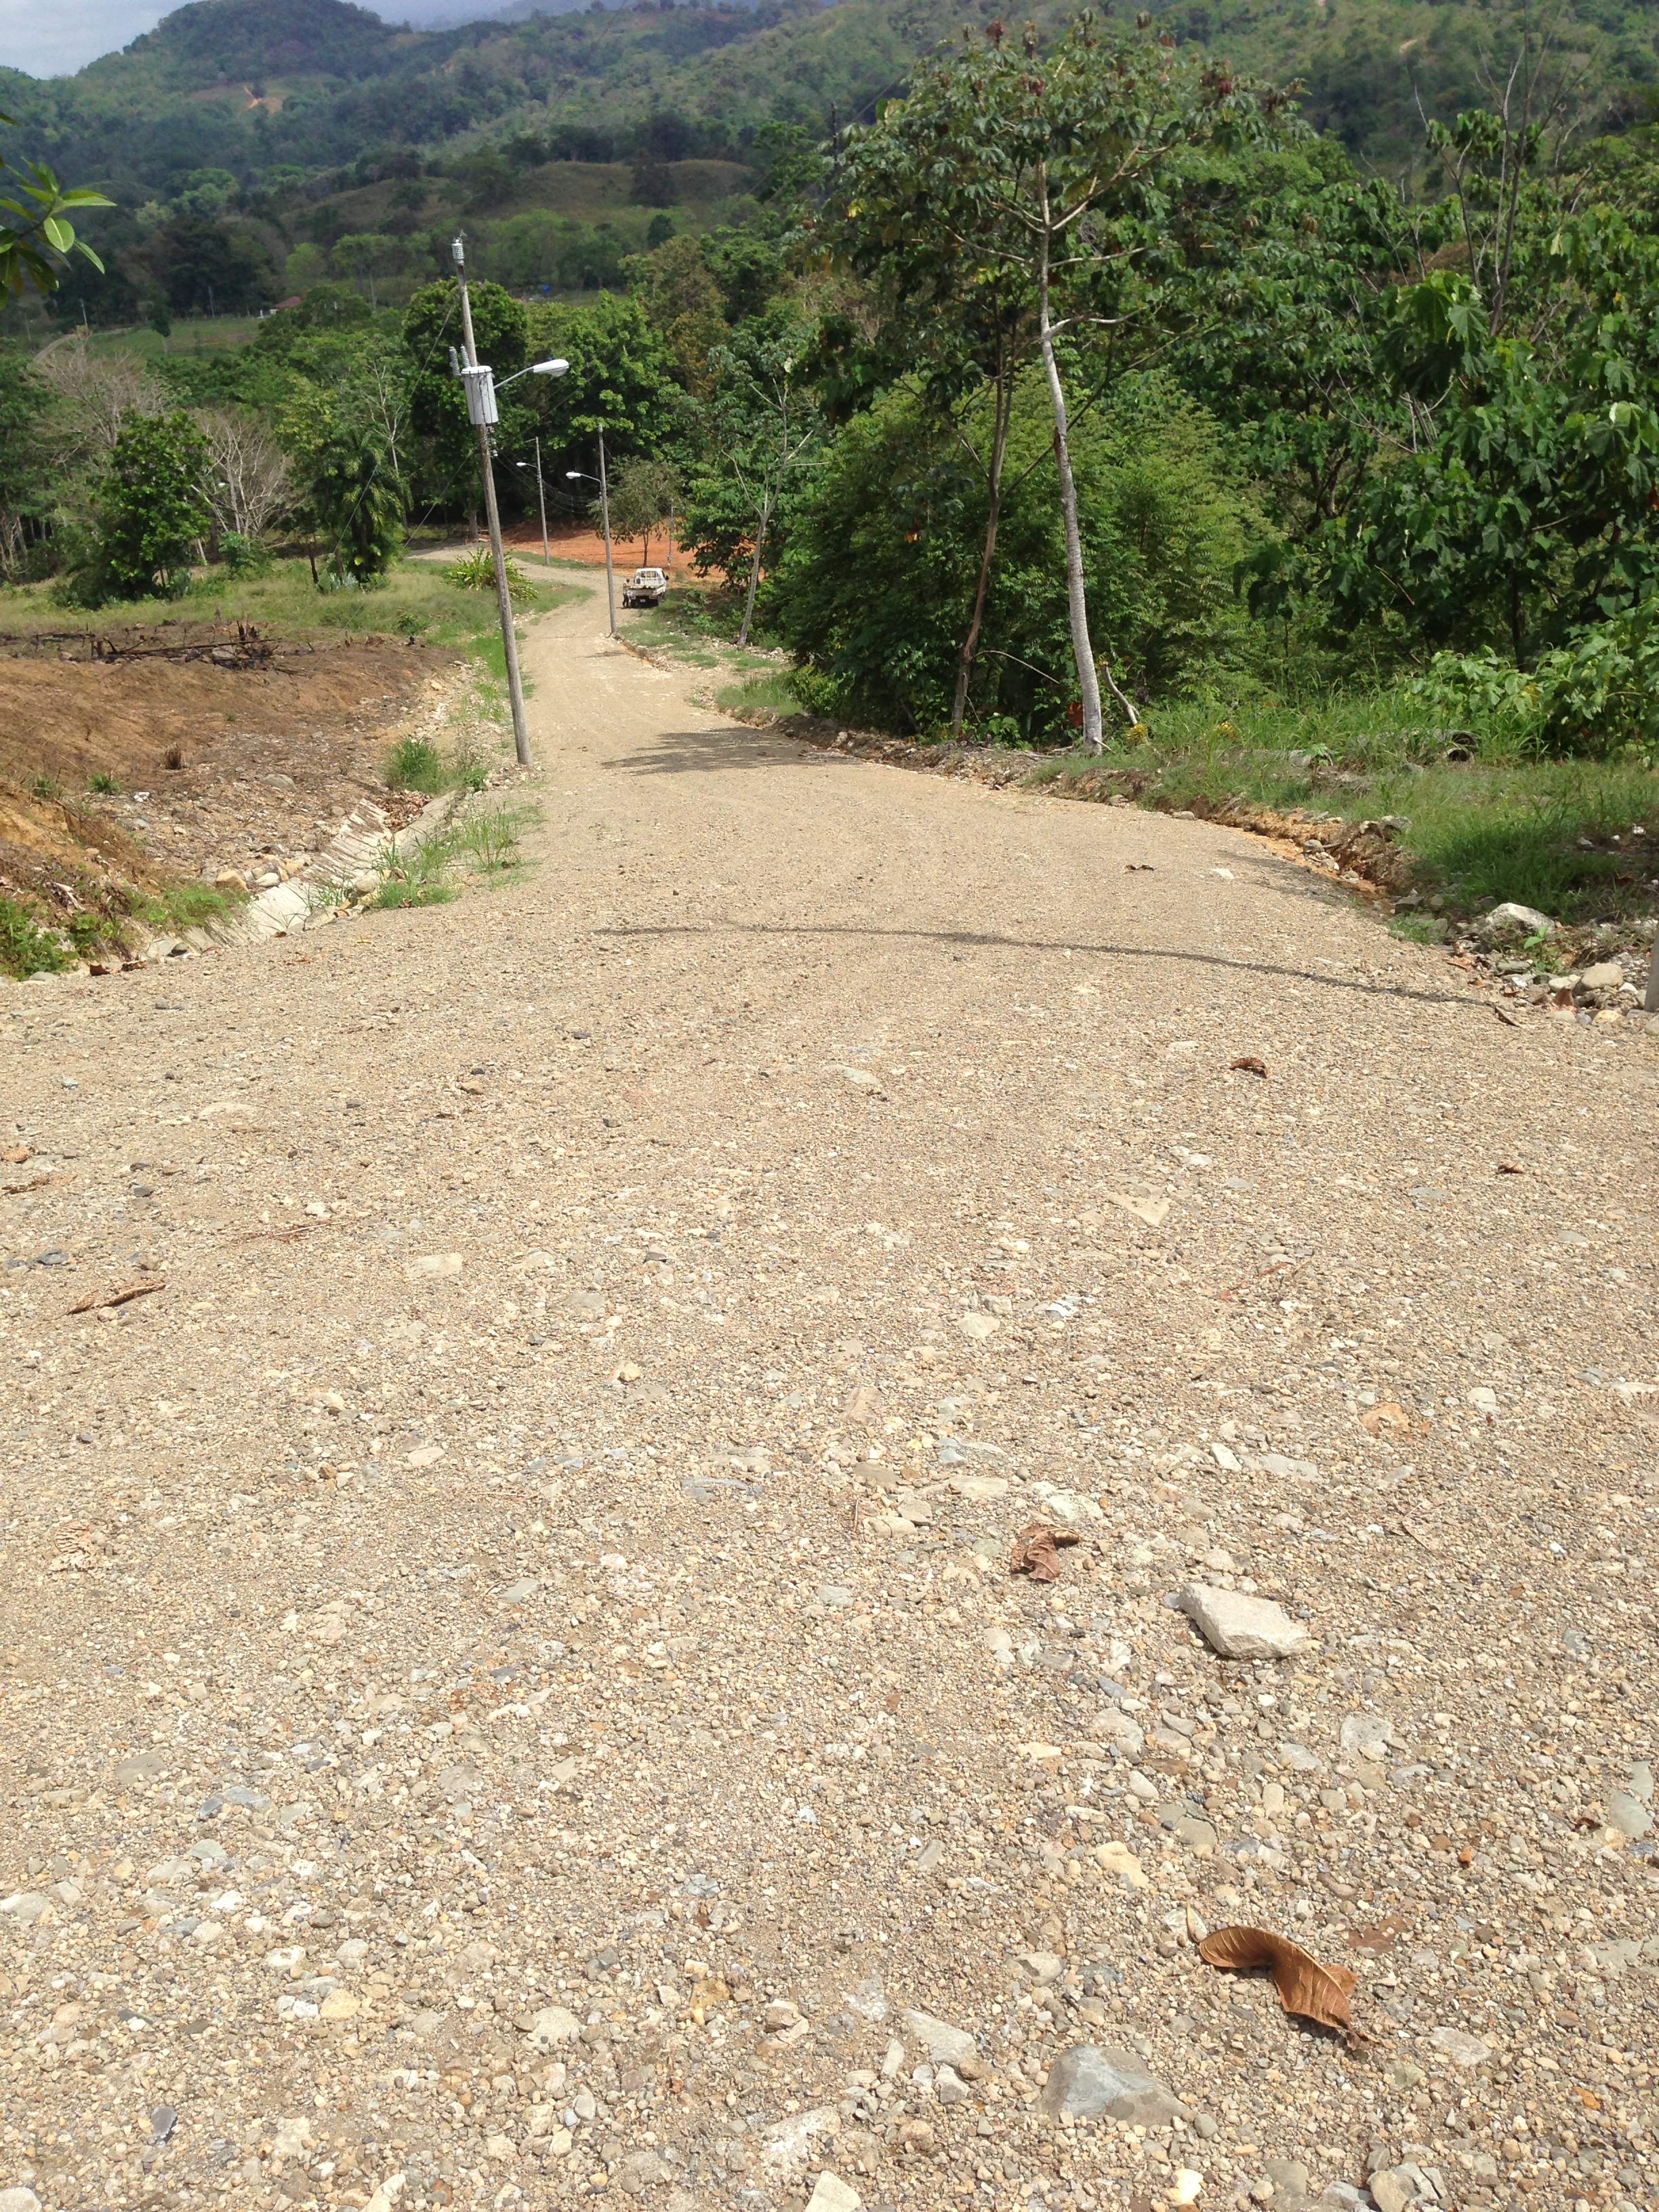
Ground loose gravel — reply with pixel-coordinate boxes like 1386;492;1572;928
1;589;1655;2212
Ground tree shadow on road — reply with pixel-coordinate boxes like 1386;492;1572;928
595;917;1502;1015
607;728;853;775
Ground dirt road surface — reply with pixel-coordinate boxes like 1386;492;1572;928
3;587;1656;2212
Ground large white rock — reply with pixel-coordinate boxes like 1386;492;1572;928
901;2007;978;2068
1474;900;1555;943
806;2177;863;2212
1178;1583;1309;1660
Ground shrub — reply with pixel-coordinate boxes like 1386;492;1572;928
0;898;68;979
444;544;533;602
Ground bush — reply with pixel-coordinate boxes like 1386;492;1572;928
767;373;1261;739
220;531;270;577
0;898;68;980
68;411;211;607
445;545;533;602
1415;594;1659;759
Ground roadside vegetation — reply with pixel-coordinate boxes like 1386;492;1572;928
7;0;1659;956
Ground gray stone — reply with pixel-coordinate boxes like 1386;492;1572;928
1265;2160;1310;2205
1177;1583;1309;1660
1040;2044;1185;2125
1607;1791;1652;1841
1368;2171;1415;2212
1576;961;1626;997
0;1892;52;1926
617;2150;670;2195
1019;1950;1064;1984
1475;901;1556;943
1089;1706;1145;1757
934;2064;970;2105
901;2008;977;2068
1340;1712;1397;1761
115;1748;166;1785
816;1585;855;1609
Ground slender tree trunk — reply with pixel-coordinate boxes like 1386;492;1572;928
738;495;771;648
952;359;1015;740
1036;168;1102;753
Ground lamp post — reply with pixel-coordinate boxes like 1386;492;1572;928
447;232;567;767
567;431;615;637
515;436;550;567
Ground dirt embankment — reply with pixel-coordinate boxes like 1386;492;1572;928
0;626;465;948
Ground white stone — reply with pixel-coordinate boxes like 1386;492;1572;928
1338;1712;1396;1761
901;2007;978;2068
1177;1583;1309;1660
524;2004;583;2051
1475;901;1555;942
406;1252;463;1280
957;1311;1000;1340
806;2176;862;2212
0;2192;43;2212
760;2107;839;2177
1430;2024;1496;2069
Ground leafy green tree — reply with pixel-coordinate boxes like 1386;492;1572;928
817;16;1288;749
525;291;689;480
90;411;211;602
304;427;404;586
0;342;54;577
1333;205;1659;666
0;110;112;301
331;231;398;309
684;311;822;646
146;216;277;316
769;372;1256;737
609;456;681;566
627;233;729;395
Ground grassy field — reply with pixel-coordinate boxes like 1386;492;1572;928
34;314;272;364
0;552;581;659
713;672;1659;937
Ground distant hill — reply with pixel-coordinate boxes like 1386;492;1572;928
3;0;1657;314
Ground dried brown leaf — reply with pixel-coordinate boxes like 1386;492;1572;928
1197;1924;1366;2044
1229;1054;1269;1078
1010;1521;1080;1582
0;1145;33;1165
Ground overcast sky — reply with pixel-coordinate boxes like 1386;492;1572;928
1;0;484;81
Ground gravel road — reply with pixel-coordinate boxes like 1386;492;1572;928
2;586;1656;2212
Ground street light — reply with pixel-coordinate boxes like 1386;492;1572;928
566;433;615;637
515;441;550;569
446;230;569;768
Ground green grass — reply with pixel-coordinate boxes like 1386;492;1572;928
1019;700;1659;930
0;554;576;657
455;800;535;877
630;586;775;670
365;797;533;912
715;670;812;719
33;316;268;366
86;769;121;794
0;897;70;981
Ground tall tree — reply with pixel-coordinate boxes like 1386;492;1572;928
821;16;1287;749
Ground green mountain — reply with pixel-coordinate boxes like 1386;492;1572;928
5;0;1658;327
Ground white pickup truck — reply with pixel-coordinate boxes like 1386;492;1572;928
621;567;668;609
